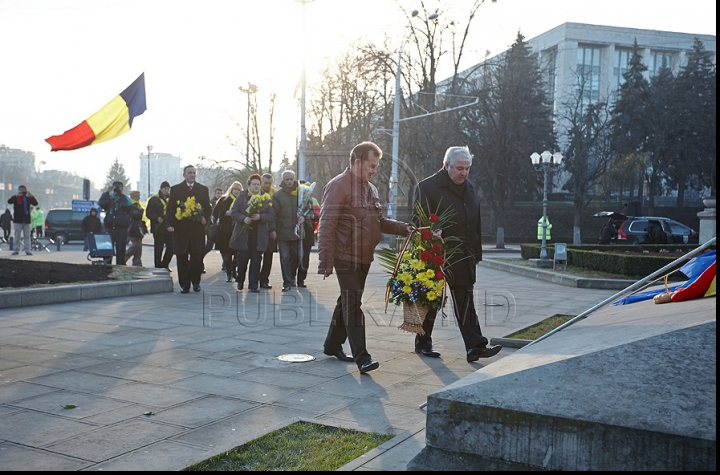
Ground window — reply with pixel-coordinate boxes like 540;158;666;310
546;48;558;104
613;49;631;90
628;219;649;233
577;46;602;108
650;52;672;76
666;220;693;235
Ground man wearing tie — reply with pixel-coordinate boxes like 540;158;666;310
166;165;212;293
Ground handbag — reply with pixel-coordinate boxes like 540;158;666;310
207;223;221;243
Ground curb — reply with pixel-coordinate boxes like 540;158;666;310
0;270;173;309
479;259;636;290
337;421;426;471
490;337;532;349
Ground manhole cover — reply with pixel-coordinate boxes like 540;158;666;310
277;354;315;363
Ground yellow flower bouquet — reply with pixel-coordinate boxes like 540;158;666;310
174;196;204;222
240;192;272;234
379;201;460;335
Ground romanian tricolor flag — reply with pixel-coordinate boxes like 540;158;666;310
613;250;716;305
45;73;146;151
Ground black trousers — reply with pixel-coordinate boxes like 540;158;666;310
323;259;371;366
153;232;173;268
107;226;128;265
259;238;276;286
415;285;488;352
176;252;203;289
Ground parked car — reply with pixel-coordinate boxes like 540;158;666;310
44;208;105;244
593;211;699;245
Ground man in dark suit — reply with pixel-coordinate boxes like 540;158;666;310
166;165;212;293
412;146;501;362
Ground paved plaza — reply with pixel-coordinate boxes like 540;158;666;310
0;240;620;470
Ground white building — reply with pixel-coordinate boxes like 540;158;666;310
137;152;183;201
446;22;715;199
522;22;715;112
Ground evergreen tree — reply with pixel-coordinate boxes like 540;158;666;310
103;158;132;191
610;40;652;208
645;62;678;213
462;32;555;247
673;38;716;200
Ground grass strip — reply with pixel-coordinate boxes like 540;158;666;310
506;314;576;340
183;421;394;471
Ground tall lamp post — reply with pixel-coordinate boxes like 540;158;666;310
239;83;258;164
146;145;153;200
389;10;437;219
295;0;315;182
531;150;563;261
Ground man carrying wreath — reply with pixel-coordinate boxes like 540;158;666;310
318;141;413;375
411;146;501;362
166;165;212;294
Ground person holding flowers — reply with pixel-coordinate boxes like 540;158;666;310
166;165;211;294
229;174;274;292
411;146;501;361
318;141;414;375
213;181;244;282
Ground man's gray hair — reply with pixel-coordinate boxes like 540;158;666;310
444;146;473;166
282;170;296;179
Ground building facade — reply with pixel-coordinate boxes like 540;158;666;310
137;152;183;200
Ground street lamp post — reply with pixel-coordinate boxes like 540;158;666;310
239;83;258;165
147;145;153;200
295;0;315;182
389;10;436;219
531;150;563;262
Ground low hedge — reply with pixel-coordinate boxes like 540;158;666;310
519;243;714;278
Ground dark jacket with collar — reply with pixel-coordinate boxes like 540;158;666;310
165;181;211;255
146;192;170;235
7;193;38;224
412;168;483;287
98;191;134;228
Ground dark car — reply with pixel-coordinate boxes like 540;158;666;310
44;208;105;244
593;212;699;245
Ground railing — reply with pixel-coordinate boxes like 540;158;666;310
523;237;716;348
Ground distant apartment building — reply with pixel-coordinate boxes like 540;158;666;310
445;22;716;199
137;152;183;200
0;144;36;201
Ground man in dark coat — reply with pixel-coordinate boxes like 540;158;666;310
166;165;211;293
81;207;103;251
7;185;38;255
98;181;134;265
1;208;12;242
412;146;501;362
146;181;174;269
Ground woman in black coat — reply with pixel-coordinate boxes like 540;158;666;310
229;174;274;292
212;181;244;282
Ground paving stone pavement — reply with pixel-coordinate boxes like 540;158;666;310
0;241;619;470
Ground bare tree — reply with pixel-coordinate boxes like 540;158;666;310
556;70;617;243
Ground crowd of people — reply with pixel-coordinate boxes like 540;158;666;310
5;141;503;375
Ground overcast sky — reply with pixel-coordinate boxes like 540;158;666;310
0;0;716;188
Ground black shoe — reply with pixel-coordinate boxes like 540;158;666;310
193;285;201;292
260;283;272;289
323;349;354;362
359;360;380;374
180;287;190;294
226;275;233;282
467;345;502;362
297;282;307;288
282;286;291;292
237;283;243;290
249;288;259;293
415;348;441;358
